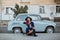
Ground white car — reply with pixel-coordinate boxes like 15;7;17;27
7;14;56;33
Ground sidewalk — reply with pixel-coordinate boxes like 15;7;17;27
0;27;7;33
0;33;58;40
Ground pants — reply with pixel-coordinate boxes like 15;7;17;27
26;28;36;36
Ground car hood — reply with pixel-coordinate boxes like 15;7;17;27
8;20;20;25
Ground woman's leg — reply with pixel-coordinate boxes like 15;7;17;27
26;28;32;36
33;29;37;36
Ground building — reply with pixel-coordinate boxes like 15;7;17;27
0;0;2;22
1;0;60;22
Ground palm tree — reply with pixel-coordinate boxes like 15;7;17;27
11;4;28;18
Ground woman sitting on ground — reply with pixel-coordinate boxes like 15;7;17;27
23;17;37;37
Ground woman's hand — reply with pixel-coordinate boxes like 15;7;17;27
23;22;26;24
27;30;33;34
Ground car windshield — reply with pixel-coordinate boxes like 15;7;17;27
16;15;28;21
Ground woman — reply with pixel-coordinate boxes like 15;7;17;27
23;17;37;37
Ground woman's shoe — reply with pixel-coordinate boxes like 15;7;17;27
34;35;38;37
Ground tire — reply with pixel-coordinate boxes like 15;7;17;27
46;27;54;33
13;28;21;34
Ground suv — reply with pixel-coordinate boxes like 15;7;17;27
7;14;56;33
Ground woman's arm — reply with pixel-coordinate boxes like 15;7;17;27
27;30;33;34
31;22;35;27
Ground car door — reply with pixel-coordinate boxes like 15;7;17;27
16;14;29;32
29;15;45;31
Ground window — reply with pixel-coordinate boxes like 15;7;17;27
39;6;45;13
54;0;60;4
6;7;11;14
6;7;9;14
30;15;40;21
56;6;60;13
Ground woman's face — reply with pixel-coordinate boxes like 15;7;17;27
26;18;31;22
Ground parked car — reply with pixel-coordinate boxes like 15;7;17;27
7;13;56;33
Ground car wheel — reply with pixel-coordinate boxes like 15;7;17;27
13;28;21;34
46;27;54;33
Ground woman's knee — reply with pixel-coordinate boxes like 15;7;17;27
33;29;35;32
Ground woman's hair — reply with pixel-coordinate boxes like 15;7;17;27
25;17;32;21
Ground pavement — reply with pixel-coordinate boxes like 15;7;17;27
0;33;60;40
55;22;60;33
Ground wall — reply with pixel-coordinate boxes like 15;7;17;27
1;0;57;20
29;5;56;18
30;0;56;5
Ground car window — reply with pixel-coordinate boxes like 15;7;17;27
29;15;40;21
16;15;28;21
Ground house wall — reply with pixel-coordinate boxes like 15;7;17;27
0;0;2;13
0;0;2;21
29;5;56;18
1;0;22;20
30;0;56;5
1;0;59;21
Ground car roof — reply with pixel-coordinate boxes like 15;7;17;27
17;13;40;16
16;13;41;19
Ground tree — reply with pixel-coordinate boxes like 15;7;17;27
23;5;28;13
11;4;28;18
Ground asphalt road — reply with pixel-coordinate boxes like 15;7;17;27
0;33;60;40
